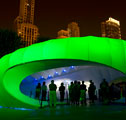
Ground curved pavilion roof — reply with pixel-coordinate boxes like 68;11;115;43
0;36;126;108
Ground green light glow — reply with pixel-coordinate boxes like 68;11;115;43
0;36;126;108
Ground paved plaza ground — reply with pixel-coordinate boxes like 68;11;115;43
0;101;126;120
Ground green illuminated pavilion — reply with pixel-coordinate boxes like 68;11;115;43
0;36;126;108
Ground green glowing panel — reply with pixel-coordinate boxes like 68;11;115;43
89;37;111;65
0;36;126;108
109;39;125;71
67;37;89;60
9;48;26;67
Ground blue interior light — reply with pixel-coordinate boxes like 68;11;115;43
0;106;3;109
47;75;52;79
63;69;66;72
70;66;74;69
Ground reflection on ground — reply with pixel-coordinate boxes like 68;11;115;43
0;101;126;120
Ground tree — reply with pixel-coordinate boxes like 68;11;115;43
0;29;21;58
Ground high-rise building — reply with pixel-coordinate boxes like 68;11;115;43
15;0;39;47
67;22;80;37
101;17;121;39
19;0;35;24
57;30;69;39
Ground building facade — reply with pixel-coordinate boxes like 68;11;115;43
101;17;121;39
67;22;80;37
15;0;39;47
57;30;69;39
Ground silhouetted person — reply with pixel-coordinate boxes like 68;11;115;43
77;81;81;105
41;82;47;101
88;80;96;103
100;79;109;104
73;81;79;105
109;83;121;103
49;80;57;107
68;82;74;104
80;81;87;105
35;83;41;100
59;83;65;102
40;82;47;108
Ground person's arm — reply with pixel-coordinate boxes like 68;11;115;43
56;85;57;90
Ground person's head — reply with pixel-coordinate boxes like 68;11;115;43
74;81;77;84
78;81;80;85
82;81;84;84
38;83;41;86
71;82;73;85
51;80;54;84
103;78;106;82
89;80;92;83
43;82;46;85
61;83;64;86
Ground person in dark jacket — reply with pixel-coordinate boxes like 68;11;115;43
77;81;81;105
88;80;96;103
35;83;41;100
49;80;57;107
41;82;47;101
80;81;87;105
40;82;47;108
73;81;79;105
100;79;109;104
68;82;74;104
59;83;65;102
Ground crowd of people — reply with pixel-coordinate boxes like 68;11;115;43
68;80;96;105
99;79;121;104
35;79;123;107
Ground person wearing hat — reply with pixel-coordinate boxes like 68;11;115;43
49;80;57;107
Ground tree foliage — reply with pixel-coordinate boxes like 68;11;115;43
0;29;21;58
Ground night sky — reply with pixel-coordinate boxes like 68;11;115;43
0;0;126;39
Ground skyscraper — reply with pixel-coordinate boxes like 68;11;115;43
19;0;35;24
101;17;121;39
67;22;80;37
15;0;39;47
57;30;69;39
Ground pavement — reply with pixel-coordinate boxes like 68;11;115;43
0;101;126;120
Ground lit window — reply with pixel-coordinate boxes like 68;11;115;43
27;4;30;6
